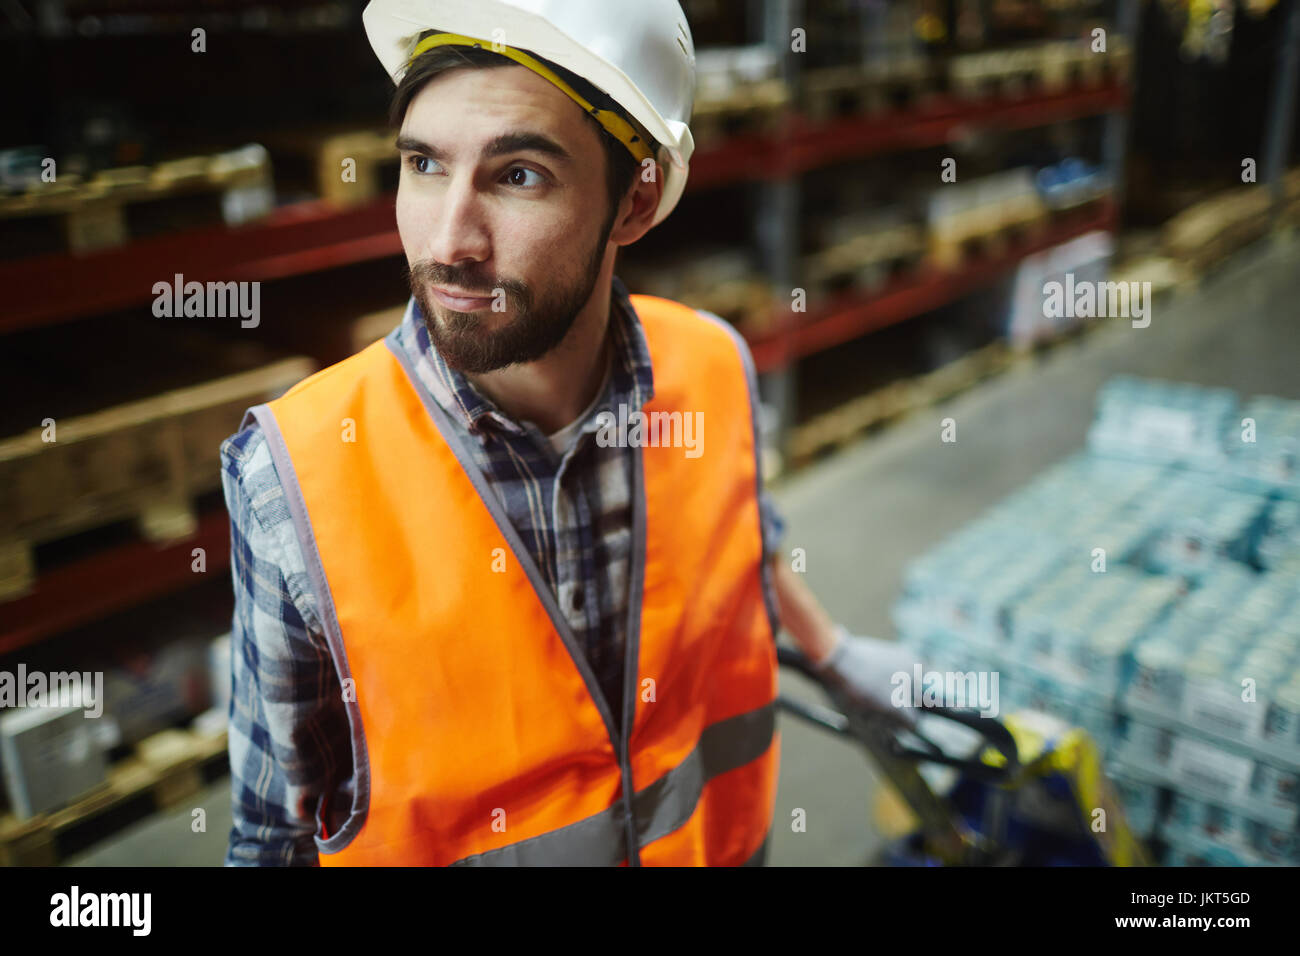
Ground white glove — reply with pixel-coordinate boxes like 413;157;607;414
813;625;920;729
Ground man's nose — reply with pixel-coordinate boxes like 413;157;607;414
424;174;491;268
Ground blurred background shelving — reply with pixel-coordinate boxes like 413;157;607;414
1;0;1299;866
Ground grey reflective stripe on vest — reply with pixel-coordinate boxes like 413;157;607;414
451;701;776;865
743;831;770;867
633;701;775;847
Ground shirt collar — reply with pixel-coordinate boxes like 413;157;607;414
398;273;655;440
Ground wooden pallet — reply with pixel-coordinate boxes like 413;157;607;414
928;201;1049;270
1104;38;1135;86
1284;168;1300;222
250;124;388;206
691;79;791;146
1284;168;1300;226
350;304;407;354
1162;185;1274;274
0;145;274;256
0;726;228;866
0;356;314;601
1008;308;1107;360
950;40;1132;101
315;128;397;206
691;277;776;337
1106;255;1196;304
1036;42;1110;93
788;341;1015;465
1006;239;1190;356
802;62;937;121
949;48;1048;101
619;245;771;328
803;223;926;297
1044;189;1112;218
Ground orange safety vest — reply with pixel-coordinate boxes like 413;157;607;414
244;294;780;865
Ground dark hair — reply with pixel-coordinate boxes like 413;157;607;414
389;41;643;224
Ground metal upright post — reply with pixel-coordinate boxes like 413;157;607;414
1262;0;1300;223
755;0;803;476
1101;0;1141;210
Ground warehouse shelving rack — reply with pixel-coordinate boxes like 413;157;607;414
749;198;1116;373
0;83;1130;336
0;2;1137;653
0;509;231;656
746;0;1139;458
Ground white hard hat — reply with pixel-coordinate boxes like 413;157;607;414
363;0;697;226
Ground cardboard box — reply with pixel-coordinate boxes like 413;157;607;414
96;635;212;750
0;705;107;819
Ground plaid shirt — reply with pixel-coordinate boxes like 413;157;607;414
218;275;785;865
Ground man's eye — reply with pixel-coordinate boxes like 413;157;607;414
505;167;544;188
408;155;436;175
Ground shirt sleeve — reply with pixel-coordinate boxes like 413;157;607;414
758;489;786;563
220;421;352;866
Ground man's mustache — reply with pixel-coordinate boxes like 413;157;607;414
408;261;530;307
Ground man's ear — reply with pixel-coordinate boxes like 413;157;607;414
609;165;664;247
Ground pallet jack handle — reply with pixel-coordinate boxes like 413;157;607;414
776;644;1022;864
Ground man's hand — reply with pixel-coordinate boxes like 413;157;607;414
769;557;920;728
812;626;919;729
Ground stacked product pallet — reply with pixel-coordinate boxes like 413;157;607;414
892;375;1300;866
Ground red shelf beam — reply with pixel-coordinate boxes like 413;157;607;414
748;198;1118;374
0;508;232;657
688;82;1130;190
2;196;402;335
0;84;1128;335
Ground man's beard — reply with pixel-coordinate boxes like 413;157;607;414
407;213;613;375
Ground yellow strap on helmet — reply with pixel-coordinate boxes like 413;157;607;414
408;32;655;166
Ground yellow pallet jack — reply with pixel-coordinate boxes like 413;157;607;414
776;646;1152;866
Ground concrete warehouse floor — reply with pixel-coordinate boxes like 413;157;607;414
66;234;1300;867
